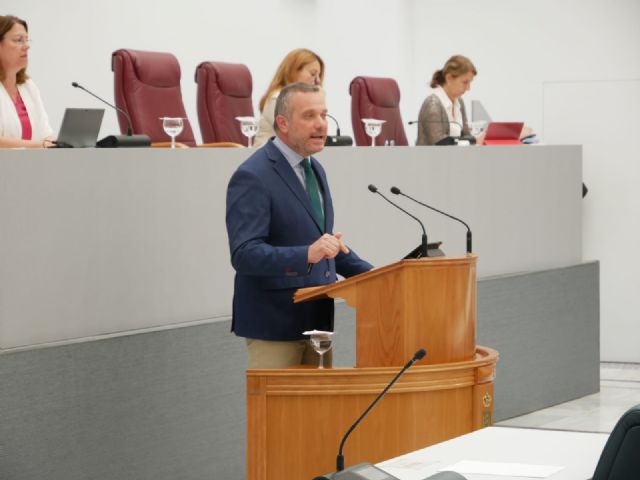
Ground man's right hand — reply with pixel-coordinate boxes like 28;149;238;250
307;232;350;264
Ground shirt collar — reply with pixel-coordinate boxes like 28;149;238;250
272;136;306;169
433;85;459;112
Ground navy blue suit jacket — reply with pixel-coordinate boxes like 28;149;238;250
226;139;372;340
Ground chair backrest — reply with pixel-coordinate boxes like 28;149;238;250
112;49;196;146
195;61;254;145
349;76;408;147
592;404;640;479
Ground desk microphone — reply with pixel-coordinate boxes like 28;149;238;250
408;119;476;146
368;184;428;257
390;186;473;254
313;349;427;480
71;82;150;148
325;113;353;146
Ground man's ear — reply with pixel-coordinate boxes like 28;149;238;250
275;114;288;133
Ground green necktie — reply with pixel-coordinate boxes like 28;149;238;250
302;158;324;227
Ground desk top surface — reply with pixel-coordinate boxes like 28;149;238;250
377;426;608;480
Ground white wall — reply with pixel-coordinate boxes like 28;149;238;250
4;0;640;360
410;0;640;362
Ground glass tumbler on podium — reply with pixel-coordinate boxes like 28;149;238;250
304;330;334;369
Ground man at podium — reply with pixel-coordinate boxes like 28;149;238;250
226;83;372;369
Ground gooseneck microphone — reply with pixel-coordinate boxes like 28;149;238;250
327;114;342;136
336;348;426;473
408;119;476;146
325;114;353;147
407;119;462;129
390;186;472;254
71;82;150;148
368;184;429;257
72;82;133;135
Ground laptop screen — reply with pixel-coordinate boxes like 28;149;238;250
56;108;104;148
484;122;524;144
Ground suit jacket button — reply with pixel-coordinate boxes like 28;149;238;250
325;271;331;278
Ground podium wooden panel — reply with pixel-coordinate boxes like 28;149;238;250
295;256;477;367
247;255;498;480
247;347;498;480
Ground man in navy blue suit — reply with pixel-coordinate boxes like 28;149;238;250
226;83;372;368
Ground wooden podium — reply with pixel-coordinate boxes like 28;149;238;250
246;256;499;480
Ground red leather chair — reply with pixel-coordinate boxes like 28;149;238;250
349;76;408;146
112;49;196;146
195;61;254;145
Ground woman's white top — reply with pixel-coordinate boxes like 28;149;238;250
0;79;53;140
433;85;462;137
254;91;279;148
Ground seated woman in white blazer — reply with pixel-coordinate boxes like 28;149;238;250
0;15;54;148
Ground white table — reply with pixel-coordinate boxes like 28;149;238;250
377;427;608;480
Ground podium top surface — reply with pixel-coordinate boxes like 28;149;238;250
294;254;477;303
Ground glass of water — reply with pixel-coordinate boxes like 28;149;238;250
361;118;386;147
235;116;258;148
470;120;487;136
304;330;334;369
161;117;184;149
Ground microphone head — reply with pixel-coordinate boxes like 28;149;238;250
414;348;427;361
390;186;401;195
71;82;79;88
367;184;378;193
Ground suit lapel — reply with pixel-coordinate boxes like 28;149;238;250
267;142;324;233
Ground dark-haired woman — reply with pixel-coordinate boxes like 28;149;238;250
0;15;54;148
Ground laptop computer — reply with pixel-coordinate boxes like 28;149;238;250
53;108;105;148
483;122;524;145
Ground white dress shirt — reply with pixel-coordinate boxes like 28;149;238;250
433;86;462;137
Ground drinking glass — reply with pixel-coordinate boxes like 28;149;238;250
361;118;386;147
304;330;334;369
161;117;184;149
235;116;258;148
470;120;487;136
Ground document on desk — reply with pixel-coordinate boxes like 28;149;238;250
440;460;564;478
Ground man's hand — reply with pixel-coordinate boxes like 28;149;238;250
307;232;350;264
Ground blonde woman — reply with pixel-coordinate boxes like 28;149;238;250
254;48;324;147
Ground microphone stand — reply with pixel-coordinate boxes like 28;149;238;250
368;185;428;257
71;82;150;148
408;119;476;145
325;113;353;146
336;349;426;472
391;187;472;254
313;349;427;480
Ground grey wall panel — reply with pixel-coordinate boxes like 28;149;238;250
0;322;248;480
478;262;600;420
